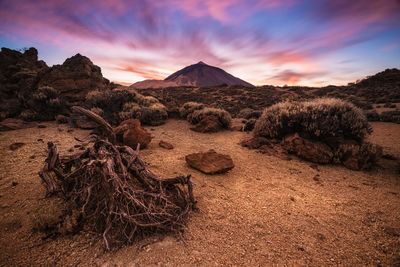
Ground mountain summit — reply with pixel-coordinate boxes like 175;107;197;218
164;61;254;87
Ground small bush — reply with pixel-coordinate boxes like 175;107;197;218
179;102;205;119
137;95;159;107
238;108;261;119
118;102;141;121
188;107;232;128
27;86;66;120
19;109;38;121
365;110;380;122
254;98;372;141
140;103;168;126
380;110;400;123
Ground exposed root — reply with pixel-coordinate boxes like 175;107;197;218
39;107;196;250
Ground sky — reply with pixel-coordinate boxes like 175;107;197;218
1;0;399;86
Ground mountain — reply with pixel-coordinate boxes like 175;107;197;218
164;61;254;87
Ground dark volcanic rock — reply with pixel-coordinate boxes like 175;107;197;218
185;149;235;174
0;47;48;118
37;54;109;103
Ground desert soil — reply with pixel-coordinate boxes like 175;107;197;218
0;120;399;266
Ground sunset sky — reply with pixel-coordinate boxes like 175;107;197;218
1;0;399;86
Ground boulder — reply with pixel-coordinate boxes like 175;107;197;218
114;119;152;149
283;133;333;164
185;149;234;174
190;115;223;133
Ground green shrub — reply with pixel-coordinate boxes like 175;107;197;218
179;102;205;119
140;103;168;126
188;107;232;128
254;98;372;141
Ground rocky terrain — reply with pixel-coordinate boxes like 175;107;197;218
0;47;399;266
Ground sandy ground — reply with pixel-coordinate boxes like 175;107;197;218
0;120;399;266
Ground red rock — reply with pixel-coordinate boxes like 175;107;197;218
240;136;272;149
185;149;234;174
114;119;152;149
283;133;333;164
159;140;174;150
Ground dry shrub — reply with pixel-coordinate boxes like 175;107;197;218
188;107;232;128
238;108;261;119
179;102;205;119
26;86;66;121
140;103;168;126
118;102;141;121
380;110;400;123
137;95;159;107
86;89;168;125
254;98;372;141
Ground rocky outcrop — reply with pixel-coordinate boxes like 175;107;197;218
281;133;382;170
0;47;48;118
283;133;334;164
185;149;235;174
37;54;109;103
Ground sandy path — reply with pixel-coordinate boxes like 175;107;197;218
0;121;399;266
